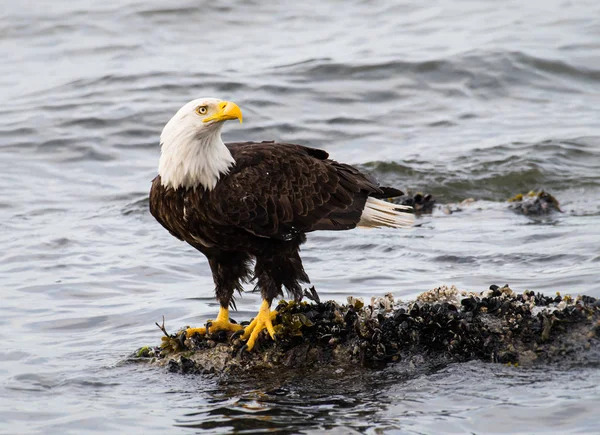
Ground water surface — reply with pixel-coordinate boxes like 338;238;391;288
1;0;600;433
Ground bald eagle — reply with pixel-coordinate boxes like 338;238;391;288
149;98;413;350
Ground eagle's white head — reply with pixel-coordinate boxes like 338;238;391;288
158;98;243;191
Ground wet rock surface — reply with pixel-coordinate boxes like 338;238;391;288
390;189;563;217
392;192;436;214
133;285;600;377
508;190;562;215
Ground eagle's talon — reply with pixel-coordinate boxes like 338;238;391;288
178;332;187;348
240;299;278;351
230;329;245;341
237;344;249;358
185;307;242;339
185;326;207;337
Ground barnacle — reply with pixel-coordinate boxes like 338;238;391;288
146;283;599;374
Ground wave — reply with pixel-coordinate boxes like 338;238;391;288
364;137;600;203
277;50;600;97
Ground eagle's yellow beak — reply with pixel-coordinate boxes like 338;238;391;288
203;101;243;124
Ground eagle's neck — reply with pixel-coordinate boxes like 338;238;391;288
158;128;235;191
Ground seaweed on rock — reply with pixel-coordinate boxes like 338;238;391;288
508;190;562;215
133;285;600;376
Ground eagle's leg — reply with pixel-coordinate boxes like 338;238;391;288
186;252;251;338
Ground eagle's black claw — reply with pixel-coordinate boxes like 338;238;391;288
177;332;187;349
236;344;249;358
230;329;244;341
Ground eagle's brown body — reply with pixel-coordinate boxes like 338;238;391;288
150;141;404;309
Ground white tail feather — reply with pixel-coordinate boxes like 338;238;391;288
358;197;414;229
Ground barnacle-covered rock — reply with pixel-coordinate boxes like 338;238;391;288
131;285;600;376
385;189;562;217
508;190;561;215
391;192;436;214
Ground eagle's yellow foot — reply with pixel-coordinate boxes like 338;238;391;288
186;307;242;338
241;300;278;351
185;326;207;337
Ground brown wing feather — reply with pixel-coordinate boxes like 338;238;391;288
205;142;384;238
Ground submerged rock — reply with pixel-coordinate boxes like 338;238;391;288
389;190;562;216
392;192;436;214
132;285;600;376
508;190;561;215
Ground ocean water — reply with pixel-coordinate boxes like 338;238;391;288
1;0;600;433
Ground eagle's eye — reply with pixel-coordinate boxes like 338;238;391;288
196;105;208;115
